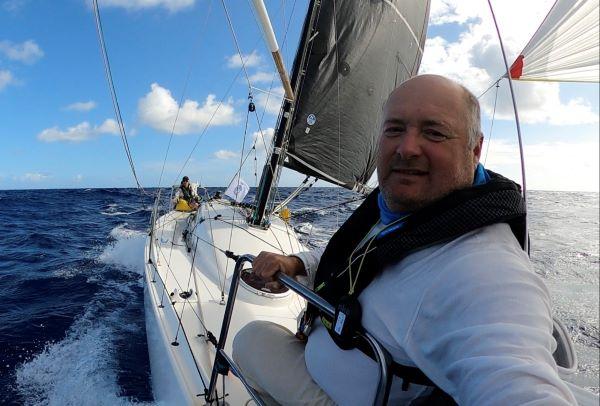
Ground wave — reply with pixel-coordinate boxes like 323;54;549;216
14;224;152;405
98;224;146;276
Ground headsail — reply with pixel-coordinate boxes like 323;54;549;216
282;0;430;192
510;0;600;83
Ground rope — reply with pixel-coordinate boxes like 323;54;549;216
173;67;243;184
146;255;209;392
92;0;146;194
220;0;253;90
477;75;504;99
483;82;500;166
222;101;253;294
332;0;342;229
214;215;288;254
155;0;214;206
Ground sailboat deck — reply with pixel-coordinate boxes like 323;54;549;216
144;201;306;404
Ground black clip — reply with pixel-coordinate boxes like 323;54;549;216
248;95;256;112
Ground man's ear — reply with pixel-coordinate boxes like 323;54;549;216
473;134;484;164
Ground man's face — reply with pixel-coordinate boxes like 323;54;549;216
377;75;482;212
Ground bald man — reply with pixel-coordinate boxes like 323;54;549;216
233;75;575;405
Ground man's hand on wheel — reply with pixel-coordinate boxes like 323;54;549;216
252;251;306;291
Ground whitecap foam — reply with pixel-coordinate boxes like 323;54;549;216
99;224;146;275
101;210;137;216
52;267;81;279
15;312;152;406
15;324;122;406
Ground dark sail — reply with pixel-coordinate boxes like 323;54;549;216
283;0;430;191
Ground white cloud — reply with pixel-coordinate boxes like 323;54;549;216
252;127;274;154
2;0;28;13
213;149;238;160
226;50;262;69
483;139;599;192
254;86;284;116
429;0;488;25
249;71;276;84
65;100;97;112
0;39;43;64
138;83;237;134
0;69;16;91
37;119;119;142
23;172;50;182
97;0;195;12
97;118;120;134
421;0;598;126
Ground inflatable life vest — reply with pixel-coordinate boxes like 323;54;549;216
175;199;194;212
309;171;526;402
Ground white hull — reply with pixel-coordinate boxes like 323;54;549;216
144;199;306;405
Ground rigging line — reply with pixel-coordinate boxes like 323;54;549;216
174;67;244;185
488;0;528;254
225;102;253;190
248;0;300;211
332;0;342;229
281;213;299;254
251;0;298;158
153;244;218;363
222;107;252;295
268;221;286;254
173;0;288;190
145;260;209;392
483;81;500;166
258;0;299;127
220;0;253;91
477;75;504;99
203;202;230;290
92;0;146;193
155;0;214;201
215;216;288;253
268;0;296;209
151;243;210;331
250;0;296;189
173;235;201;343
158;223;179;307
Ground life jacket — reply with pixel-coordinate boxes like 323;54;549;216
309;170;527;402
181;185;195;202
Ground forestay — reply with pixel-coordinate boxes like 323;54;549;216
510;0;600;83
282;0;430;192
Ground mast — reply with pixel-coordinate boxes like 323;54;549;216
250;0;321;227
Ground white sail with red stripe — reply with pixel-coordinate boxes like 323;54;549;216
510;0;599;82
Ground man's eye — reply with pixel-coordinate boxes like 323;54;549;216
423;130;448;141
383;126;404;136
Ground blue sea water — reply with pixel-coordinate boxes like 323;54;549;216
0;187;598;405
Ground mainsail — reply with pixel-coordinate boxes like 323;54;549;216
282;0;430;191
510;0;600;83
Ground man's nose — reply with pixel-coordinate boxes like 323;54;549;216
395;128;422;159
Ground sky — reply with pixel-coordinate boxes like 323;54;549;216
0;0;598;191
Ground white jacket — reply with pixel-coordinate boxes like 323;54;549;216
295;223;576;405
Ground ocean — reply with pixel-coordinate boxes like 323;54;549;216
0;187;598;405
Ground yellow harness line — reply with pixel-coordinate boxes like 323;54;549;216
175;199;194;212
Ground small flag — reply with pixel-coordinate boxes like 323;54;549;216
225;175;250;203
